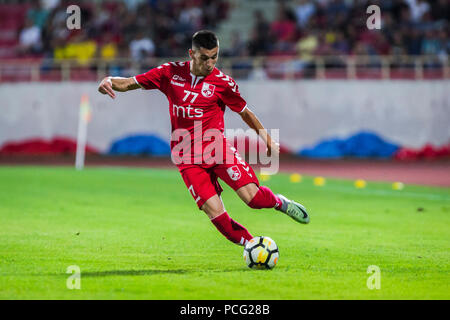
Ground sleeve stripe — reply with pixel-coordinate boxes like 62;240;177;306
133;76;144;89
239;104;248;114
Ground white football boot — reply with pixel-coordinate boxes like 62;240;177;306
276;194;310;224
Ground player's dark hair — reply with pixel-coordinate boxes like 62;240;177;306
192;30;219;50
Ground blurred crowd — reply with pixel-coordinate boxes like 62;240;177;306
11;0;450;64
239;0;449;60
15;0;229;63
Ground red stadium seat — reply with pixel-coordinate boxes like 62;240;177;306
0;4;29;28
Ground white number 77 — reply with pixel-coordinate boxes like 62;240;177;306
183;90;198;103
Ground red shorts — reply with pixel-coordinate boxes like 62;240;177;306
179;148;260;209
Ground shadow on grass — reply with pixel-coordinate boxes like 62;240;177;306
27;267;264;278
77;267;255;277
80;269;189;277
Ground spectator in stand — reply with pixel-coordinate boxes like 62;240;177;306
343;24;358;55
202;0;228;29
332;31;350;55
391;31;407;56
421;30;441;56
152;14;174;56
134;1;156;31
294;0;316;28
4;0;448;63
54;30;97;65
27;0;50;29
17;18;43;55
399;4;414;27
41;0;60;11
292;29;320;77
352;41;371;56
43;0;72;54
436;29;449;63
32;0;230;60
374;33;392;55
123;0;145;11
247;10;271;56
314;30;334;56
223;30;247;57
324;0;348;19
99;32;118;61
381;11;395;43
358;27;379;54
430;0;449;22
119;10;139;45
129;30;155;60
269;5;298;54
406;28;423;55
296;30;319;61
270;5;297;43
404;0;430;23
178;0;203;32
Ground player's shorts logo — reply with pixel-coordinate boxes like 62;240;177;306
227;165;241;181
201;83;215;98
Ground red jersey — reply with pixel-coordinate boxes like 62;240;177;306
134;61;248;168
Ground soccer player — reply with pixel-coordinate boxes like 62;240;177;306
98;30;309;246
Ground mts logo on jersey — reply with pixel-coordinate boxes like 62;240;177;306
172;104;203;118
201;83;215;98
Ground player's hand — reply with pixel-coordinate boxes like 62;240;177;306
98;77;116;99
267;141;280;157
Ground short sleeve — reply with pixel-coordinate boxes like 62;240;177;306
134;66;165;90
221;81;247;113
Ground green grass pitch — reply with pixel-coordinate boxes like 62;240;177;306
0;166;449;299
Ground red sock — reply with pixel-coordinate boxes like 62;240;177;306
210;212;253;246
248;186;282;210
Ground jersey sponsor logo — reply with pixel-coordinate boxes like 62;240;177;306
170;80;185;87
172;75;186;82
227;165;241;181
172;104;203;118
201;82;215;98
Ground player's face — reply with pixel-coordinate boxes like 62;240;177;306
189;46;219;76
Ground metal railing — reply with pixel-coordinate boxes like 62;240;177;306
0;55;448;82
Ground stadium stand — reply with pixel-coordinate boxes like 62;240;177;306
0;0;448;81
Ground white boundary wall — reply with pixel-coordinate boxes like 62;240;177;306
0;80;449;152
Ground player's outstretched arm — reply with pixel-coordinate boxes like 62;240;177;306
240;107;280;157
98;76;140;99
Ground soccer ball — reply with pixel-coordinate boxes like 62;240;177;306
243;236;279;269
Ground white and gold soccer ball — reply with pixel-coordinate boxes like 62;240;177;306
243;236;279;269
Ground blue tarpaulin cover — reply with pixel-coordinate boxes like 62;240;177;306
108;134;171;156
298;131;400;158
